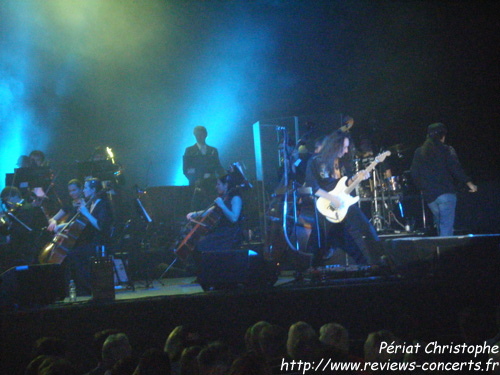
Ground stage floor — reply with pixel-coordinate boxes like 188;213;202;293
60;272;299;305
2;233;500;375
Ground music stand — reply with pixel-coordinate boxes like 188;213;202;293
77;160;119;181
5;167;52;190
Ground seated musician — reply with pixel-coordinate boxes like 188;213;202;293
29;150;50;167
47;179;83;232
62;178;113;295
0;187;47;270
186;173;243;253
305;130;382;267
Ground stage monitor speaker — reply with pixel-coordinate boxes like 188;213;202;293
0;264;66;309
199;250;278;291
384;234;500;281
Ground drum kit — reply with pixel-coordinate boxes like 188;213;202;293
353;143;412;233
262;124;417;267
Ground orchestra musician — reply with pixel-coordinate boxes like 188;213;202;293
29;150;50;167
183;126;225;211
0;186;47;270
305;130;383;267
186;173;243;253
47;179;83;232
59;177;113;295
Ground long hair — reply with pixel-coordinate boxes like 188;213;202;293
421;123;447;160
318;130;352;175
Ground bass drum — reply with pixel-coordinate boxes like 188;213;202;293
400;170;419;195
384;176;401;193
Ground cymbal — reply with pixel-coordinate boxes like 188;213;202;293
387;144;409;153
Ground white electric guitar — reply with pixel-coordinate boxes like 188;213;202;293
315;151;391;223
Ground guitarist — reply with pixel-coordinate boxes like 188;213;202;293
305;130;382;267
62;177;113;295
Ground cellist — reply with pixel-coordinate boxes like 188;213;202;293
62;177;113;296
186;173;243;253
47;179;83;232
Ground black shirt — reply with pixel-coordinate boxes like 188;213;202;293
410;140;470;203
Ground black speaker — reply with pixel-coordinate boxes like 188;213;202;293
384;234;500;280
198;250;278;291
0;264;66;309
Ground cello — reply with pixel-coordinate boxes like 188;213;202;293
38;185;107;264
174;199;226;262
174;163;249;261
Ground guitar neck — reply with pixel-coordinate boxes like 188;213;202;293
345;153;388;195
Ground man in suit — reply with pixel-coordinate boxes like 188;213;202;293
183;126;225;210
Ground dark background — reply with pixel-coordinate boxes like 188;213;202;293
1;0;499;205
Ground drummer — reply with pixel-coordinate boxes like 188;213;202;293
356;137;392;179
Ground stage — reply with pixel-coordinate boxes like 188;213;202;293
1;234;499;375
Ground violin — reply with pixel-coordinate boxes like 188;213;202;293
0;211;10;236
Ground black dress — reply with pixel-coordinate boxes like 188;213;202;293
197;193;243;253
65;198;113;295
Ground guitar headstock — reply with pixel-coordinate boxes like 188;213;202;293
375;151;391;163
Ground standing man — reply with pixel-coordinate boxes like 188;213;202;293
410;123;477;236
183;126;225;210
305;130;382;267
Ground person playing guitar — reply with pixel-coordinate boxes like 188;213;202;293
305;130;384;267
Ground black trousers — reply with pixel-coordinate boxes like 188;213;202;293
308;204;382;266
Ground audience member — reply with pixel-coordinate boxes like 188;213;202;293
245;321;272;354
132;348;171;375
364;330;403;363
31;337;67;359
164;325;201;375
25;355;58;375
85;329;122;375
179;346;202;375
102;333;133;374
286;321;320;361
319;323;349;355
110;356;139;375
197;341;232;375
228;351;272;375
258;324;288;372
38;358;78;375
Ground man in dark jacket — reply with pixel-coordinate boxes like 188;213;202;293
410;123;477;236
183;126;225;210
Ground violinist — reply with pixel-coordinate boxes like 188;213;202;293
186;174;243;253
62;177;113;296
0;187;47;270
29;150;50;167
47;179;83;232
